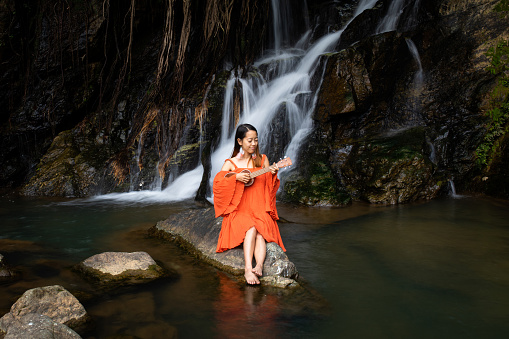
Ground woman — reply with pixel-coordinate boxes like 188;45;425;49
213;124;286;285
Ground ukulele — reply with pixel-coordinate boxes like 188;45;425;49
224;157;293;186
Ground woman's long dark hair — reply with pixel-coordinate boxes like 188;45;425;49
231;123;262;167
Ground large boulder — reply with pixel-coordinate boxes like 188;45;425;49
3;313;81;339
340;127;443;204
0;285;89;335
75;251;173;286
151;208;299;288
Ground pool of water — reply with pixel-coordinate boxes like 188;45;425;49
1;195;509;338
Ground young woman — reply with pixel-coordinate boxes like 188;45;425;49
213;124;286;285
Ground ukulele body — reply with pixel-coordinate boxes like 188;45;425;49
224;169;254;186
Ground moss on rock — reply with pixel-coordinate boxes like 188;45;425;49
341;127;444;204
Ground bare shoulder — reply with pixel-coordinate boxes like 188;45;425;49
221;159;236;171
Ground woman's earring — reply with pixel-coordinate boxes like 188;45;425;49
252;154;257;160
236;149;244;159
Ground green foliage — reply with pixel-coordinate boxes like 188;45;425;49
476;38;509;167
474;0;509;167
494;0;509;15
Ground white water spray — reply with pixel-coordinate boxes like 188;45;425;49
209;0;378;191
92;0;378;204
405;38;423;86
376;0;406;33
448;178;464;199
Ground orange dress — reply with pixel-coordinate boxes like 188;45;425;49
213;154;286;253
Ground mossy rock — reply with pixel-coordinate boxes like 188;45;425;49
283;163;351;206
74;252;176;289
341;127;444;204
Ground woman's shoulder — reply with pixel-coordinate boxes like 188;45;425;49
221;158;237;171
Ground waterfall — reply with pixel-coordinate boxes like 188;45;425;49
376;0;406;33
405;38;423;87
426;138;437;164
91;0;378;203
209;31;342;189
405;38;424;116
376;0;423;33
405;0;422;28
353;0;379;17
448;179;464;198
209;0;379;194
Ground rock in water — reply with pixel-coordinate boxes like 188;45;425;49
151;208;299;287
4;313;82;339
0;253;15;279
0;285;88;335
76;251;172;286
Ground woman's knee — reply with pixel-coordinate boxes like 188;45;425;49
246;226;257;237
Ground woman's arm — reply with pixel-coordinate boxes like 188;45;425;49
221;159;250;183
264;156;279;175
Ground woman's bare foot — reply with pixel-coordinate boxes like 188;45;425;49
252;264;263;277
245;269;260;285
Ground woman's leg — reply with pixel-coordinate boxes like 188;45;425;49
243;226;260;284
252;234;266;277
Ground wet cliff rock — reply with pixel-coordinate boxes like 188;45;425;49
290;0;508;204
1;0;508;204
0;0;269;196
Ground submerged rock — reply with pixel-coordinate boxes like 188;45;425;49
151;208;299;288
3;313;82;339
0;253;15;279
0;285;89;335
75;251;173;286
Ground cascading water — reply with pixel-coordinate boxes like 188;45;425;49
405;38;423;87
405;37;424;116
405;0;422;29
91;0;379;203
209;0;379;195
376;0;406;33
448;178;464;198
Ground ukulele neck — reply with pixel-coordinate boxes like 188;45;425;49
249;166;272;179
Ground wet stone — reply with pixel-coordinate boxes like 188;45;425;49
0;285;88;335
152;208;299;288
3;313;82;339
76;251;173;287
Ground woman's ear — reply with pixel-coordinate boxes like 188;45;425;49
237;138;242;145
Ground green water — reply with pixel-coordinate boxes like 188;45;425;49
1;195;509;338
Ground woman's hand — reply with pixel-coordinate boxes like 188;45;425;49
270;163;279;175
236;172;251;183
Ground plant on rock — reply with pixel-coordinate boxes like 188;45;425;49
475;1;509;168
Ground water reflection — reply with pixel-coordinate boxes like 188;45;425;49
1;196;509;338
214;273;281;338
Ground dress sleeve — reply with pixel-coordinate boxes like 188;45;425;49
264;167;280;221
213;170;245;218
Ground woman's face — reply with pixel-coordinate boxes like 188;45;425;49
238;130;258;154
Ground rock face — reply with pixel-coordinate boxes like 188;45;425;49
76;251;171;286
151;208;299;287
0;285;88;335
3;313;81;339
287;0;509;204
20;130;99;197
2;0;508;203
